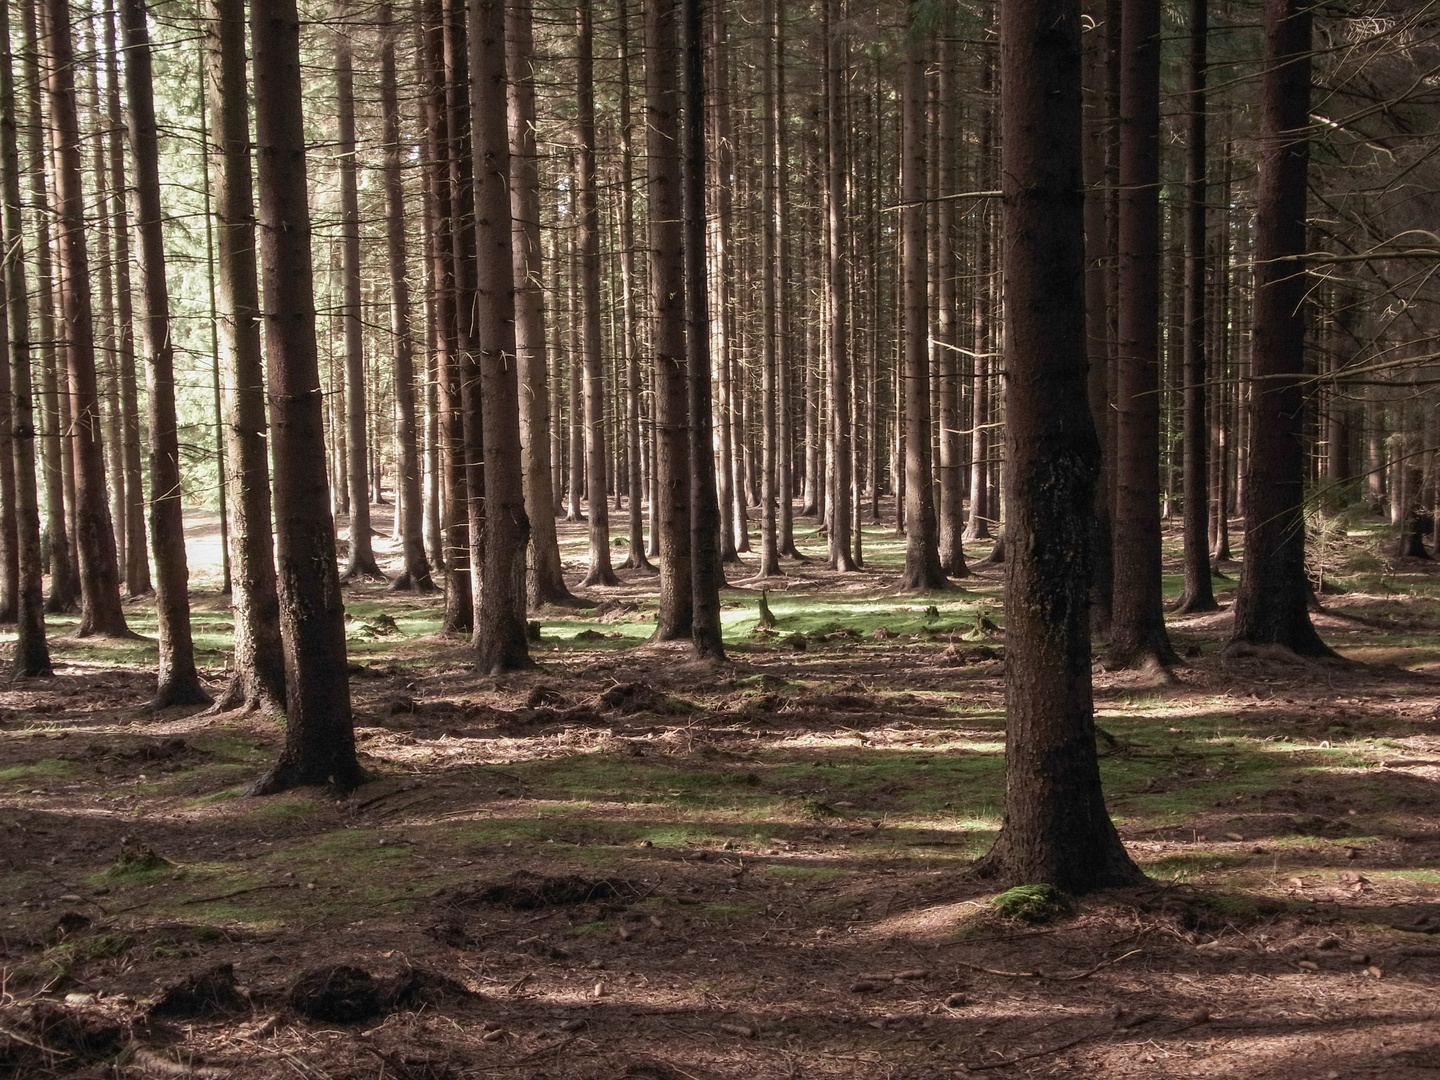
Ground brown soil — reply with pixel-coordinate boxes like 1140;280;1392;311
2;511;1438;1079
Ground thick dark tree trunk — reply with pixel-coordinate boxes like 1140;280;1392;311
646;0;693;641
43;0;130;639
470;0;531;673
576;0;618;587
1081;0;1112;638
379;0;433;594
1109;0;1176;668
335;3;382;581
1231;0;1333;656
899;23;947;593
974;0;1144;894
120;0;210;708
0;0;50;675
506;0;576;600
1175;0;1218;615
249;0;362;795
22;0;76;616
206;0;286;716
682;0;724;661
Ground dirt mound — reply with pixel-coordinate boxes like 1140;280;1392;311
149;963;248;1019
288;965;383;1023
599;682;690;715
384;966;478;1010
21;1000;125;1058
288;964;478;1024
451;871;630;910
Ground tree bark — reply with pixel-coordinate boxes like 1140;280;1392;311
43;0;129;639
646;0;693;641
506;0;576;600
205;0;286;716
0;0;50;675
433;0;472;634
120;0;210;707
249;0;362;794
974;0;1144;893
1109;0;1176;668
774;0;798;561
83;14;118;604
1175;0;1217;614
470;0;531;672
755;0;781;578
614;0;653;574
576;0;618;587
1081;0;1112;637
380;0;434;593
22;0;76;615
822;0;855;572
935;32;968;579
1229;0;1333;657
334;1;382;581
682;0;723;661
899;21;946;593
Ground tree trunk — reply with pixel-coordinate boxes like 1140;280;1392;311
1081;0;1112;637
822;0;855;572
1175;0;1217;614
22;0;76;615
470;0;530;672
380;0;434;593
206;0;286;716
576;0;618;587
566;232;583;523
248;0;362;794
1230;0;1333;657
774;0;797;560
899;23;946;593
755;0;781;578
708;4;741;561
120;0;210;708
935;32;968;580
974;0;1144;893
108;0;147;600
43;0;129;639
83;14;118;605
614;0;653;574
0;0;50;675
646;0;692;641
682;0;723;660
1109;0;1176;668
506;0;576;600
197;53;231;597
334;2;382;581
428;0;471;634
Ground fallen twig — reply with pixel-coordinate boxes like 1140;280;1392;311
1053;949;1144;981
179;883;296;906
962;1023;1115;1070
953;948;1142;981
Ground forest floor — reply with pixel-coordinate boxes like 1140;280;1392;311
2;503;1439;1079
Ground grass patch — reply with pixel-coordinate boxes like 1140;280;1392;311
0;759;74;783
